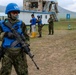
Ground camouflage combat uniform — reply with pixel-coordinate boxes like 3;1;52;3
48;15;54;35
0;18;29;75
37;17;43;37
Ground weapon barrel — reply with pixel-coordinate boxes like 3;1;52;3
31;58;39;70
28;52;39;70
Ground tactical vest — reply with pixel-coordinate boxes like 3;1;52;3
0;20;22;48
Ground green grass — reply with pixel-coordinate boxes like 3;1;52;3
60;18;76;21
43;21;76;30
54;21;76;30
26;20;76;31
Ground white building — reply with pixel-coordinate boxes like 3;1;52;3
19;0;58;25
19;10;57;25
0;12;7;20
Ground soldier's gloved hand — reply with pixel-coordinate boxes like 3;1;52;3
4;32;15;39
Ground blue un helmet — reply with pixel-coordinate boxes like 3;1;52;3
5;3;20;14
37;15;41;18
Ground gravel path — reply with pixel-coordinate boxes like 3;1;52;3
1;30;76;75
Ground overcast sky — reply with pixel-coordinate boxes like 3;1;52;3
0;0;76;12
0;0;23;6
58;0;76;12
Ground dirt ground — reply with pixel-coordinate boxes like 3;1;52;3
0;30;76;75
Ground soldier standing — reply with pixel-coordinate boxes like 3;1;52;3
37;15;43;38
48;14;54;35
0;3;29;75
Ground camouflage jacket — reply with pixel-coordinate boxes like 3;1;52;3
48;17;54;24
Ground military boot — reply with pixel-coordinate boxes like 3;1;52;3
38;34;42;38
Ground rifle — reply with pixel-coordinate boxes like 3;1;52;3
4;20;39;70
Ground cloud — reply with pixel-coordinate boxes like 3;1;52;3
58;0;74;7
66;3;76;12
58;0;76;12
0;0;76;12
0;0;23;6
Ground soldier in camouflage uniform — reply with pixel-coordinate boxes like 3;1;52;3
48;14;54;35
37;15;43;38
0;3;29;75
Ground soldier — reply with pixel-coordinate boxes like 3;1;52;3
0;3;29;75
30;14;37;38
37;15;43;38
48;14;54;35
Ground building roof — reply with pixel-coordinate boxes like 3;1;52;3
20;10;55;14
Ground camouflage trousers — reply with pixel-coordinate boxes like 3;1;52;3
0;48;28;75
48;24;54;35
38;25;43;37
